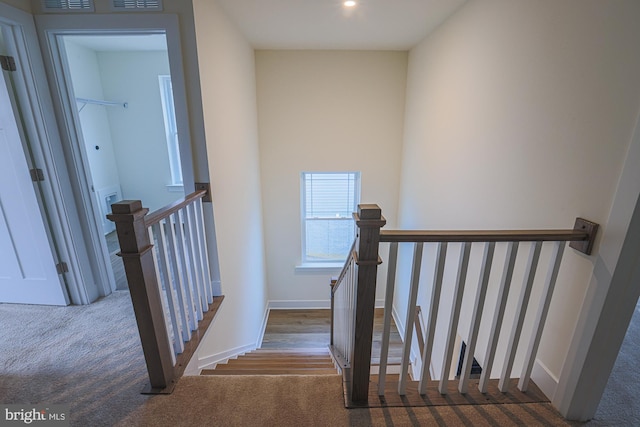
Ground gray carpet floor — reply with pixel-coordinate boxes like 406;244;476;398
0;291;638;426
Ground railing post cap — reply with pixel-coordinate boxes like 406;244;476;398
358;204;382;220
111;200;144;214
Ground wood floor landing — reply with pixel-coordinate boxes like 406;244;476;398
343;374;549;409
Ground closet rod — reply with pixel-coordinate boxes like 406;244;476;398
76;97;128;112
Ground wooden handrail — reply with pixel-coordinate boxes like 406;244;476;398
331;204;600;407
380;217;598;255
380;229;587;243
144;189;207;227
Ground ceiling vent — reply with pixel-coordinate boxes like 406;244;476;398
112;0;163;11
42;0;94;12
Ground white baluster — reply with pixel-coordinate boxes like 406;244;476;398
183;205;206;313
479;242;519;393
165;213;197;332
498;241;542;392
438;242;472;394
194;198;213;303
419;242;448;394
518;241;566;392
378;242;398;395
147;227;178;363
399;243;424;395
154;220;191;345
458;242;495;393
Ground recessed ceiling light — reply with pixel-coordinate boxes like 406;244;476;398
344;1;357;8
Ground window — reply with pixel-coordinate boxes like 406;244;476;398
158;75;182;188
301;172;361;264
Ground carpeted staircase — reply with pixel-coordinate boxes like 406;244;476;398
201;348;338;376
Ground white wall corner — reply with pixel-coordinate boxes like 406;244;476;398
196;343;257;371
256;304;270;348
532;359;559;400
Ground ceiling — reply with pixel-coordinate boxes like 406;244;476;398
214;0;468;50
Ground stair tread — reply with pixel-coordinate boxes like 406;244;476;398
219;362;334;368
201;368;338;375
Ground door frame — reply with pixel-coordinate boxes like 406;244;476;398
34;13;196;301
0;3;90;305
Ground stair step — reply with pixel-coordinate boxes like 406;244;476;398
249;349;329;355
201;368;337;375
201;347;338;376
237;354;331;360
218;361;335;369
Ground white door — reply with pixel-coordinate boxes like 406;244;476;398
0;67;68;305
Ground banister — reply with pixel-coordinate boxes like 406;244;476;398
380;218;598;255
108;189;219;395
380;229;586;243
330;203;600;407
144;189;207;227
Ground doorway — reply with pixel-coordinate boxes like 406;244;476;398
58;33;185;292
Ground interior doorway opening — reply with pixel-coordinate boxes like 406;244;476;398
59;33;184;293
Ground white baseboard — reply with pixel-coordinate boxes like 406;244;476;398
268;300;331;309
531;359;559;399
196;343;256;371
266;299;386;310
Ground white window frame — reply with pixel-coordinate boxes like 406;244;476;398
299;171;361;269
158;75;182;189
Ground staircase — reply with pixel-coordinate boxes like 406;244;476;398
201;348;338;376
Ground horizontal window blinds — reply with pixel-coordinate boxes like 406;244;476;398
304;173;359;219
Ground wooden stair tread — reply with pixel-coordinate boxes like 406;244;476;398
201;347;338;376
201;368;337;375
218;362;335;368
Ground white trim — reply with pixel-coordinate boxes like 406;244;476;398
196;343;256;371
34;13;199;303
267;298;386;310
166;184;184;192
36;24;115;302
554;111;640;420
532;359;558;400
268;300;332;310
294;263;343;273
0;2;94;304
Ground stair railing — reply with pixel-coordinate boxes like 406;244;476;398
108;187;222;394
330;203;598;406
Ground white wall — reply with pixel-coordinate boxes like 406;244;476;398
64;40;120;199
398;0;640;396
97;50;179;212
255;50;407;306
190;0;268;364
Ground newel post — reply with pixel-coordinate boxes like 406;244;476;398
351;204;386;404
107;200;175;394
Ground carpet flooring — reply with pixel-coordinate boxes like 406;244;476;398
0;291;638;426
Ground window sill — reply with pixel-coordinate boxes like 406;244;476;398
166;184;184;193
295;263;344;274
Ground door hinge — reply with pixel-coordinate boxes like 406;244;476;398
30;168;45;182
56;262;69;274
0;55;17;72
